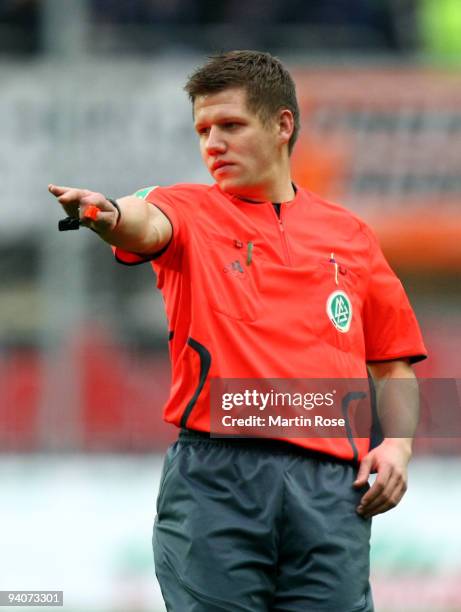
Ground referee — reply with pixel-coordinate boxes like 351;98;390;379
49;51;427;611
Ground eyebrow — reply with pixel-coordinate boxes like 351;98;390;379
194;116;245;131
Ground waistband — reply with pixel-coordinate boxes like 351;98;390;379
178;428;359;467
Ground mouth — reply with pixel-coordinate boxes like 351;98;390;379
211;161;234;174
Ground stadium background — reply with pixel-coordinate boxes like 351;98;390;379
1;1;460;610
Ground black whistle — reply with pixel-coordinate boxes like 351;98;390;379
58;217;80;231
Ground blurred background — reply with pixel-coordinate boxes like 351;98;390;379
0;0;460;610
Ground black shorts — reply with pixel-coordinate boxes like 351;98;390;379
153;430;374;612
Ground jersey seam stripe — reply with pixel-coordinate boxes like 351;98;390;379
179;337;212;428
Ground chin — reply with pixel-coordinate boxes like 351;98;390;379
217;177;254;197
216;178;239;194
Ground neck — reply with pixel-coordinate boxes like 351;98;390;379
232;174;295;204
262;179;295;203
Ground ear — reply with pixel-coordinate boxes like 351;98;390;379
277;109;294;148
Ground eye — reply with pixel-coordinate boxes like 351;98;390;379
197;126;210;136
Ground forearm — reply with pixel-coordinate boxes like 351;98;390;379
96;196;166;254
368;360;420;451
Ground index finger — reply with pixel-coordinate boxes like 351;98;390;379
359;467;391;508
48;184;90;198
48;184;70;196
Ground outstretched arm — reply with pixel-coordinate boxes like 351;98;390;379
354;359;419;518
48;184;172;254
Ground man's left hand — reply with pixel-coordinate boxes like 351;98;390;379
353;438;412;518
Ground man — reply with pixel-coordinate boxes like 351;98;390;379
49;51;427;611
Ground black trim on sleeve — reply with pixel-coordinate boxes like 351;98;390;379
114;241;170;266
168;330;174;341
367;353;427;365
149;238;172;261
114;253;149;266
408;354;427;364
180;337;212;429
113;202;175;266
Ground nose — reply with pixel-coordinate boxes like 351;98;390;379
205;126;226;155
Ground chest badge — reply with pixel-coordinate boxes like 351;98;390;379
326;290;353;333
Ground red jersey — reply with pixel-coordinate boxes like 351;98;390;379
115;183;427;460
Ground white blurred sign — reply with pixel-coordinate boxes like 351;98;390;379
0;59;208;236
0;455;460;611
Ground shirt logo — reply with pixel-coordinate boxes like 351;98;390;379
326;290;353;333
224;259;245;278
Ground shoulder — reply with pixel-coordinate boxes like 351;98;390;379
299;187;367;229
298;187;374;245
133;183;214;218
134;183;211;199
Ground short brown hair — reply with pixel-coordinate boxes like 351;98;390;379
184;50;300;155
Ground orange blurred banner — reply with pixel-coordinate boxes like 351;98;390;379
291;67;461;270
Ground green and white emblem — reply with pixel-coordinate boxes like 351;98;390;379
326;290;353;333
133;186;158;200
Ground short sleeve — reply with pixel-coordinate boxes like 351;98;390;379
113;185;185;267
362;226;427;364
